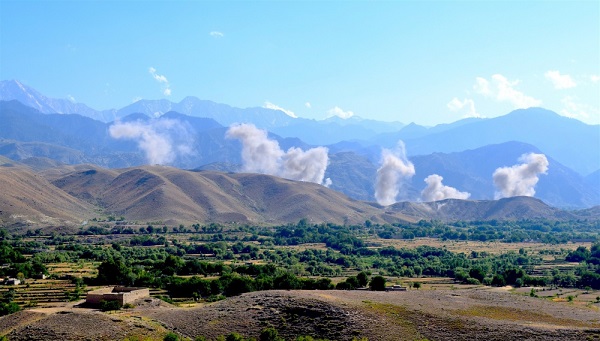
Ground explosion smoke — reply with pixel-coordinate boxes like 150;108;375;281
226;123;330;185
493;153;549;199
109;118;193;165
421;174;471;202
375;141;415;206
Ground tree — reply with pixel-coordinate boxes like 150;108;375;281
259;327;284;341
413;282;421;290
369;276;386;291
356;271;370;287
96;257;133;285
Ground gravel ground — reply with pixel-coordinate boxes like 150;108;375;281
2;288;599;340
141;288;600;340
1;307;165;341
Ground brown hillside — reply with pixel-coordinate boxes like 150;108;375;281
0;165;93;227
51;167;119;204
49;165;415;225
3;161;595;228
389;196;578;221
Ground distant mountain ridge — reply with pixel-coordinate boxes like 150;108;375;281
391;108;599;176
1;80;598;175
0;80;404;145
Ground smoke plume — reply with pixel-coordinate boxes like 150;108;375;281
375;141;415;206
109;118;194;165
421;174;471;202
492;153;549;199
226;123;330;185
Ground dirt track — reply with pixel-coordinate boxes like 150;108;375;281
1;288;599;340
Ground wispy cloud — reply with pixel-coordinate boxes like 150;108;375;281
590;75;600;83
263;101;298;118
67;94;76;103
474;74;541;108
544;70;576;89
149;67;171;96
305;102;312;109
210;31;224;38
327;106;354;119
560;96;597;120
447;97;481;118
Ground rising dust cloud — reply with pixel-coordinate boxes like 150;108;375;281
421;174;471;202
493;153;549;199
226;123;330;185
109;118;194;165
375;141;415;206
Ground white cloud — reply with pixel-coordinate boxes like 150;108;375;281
305;102;312;109
474;74;541;109
210;31;224;38
590;75;600;83
544;70;576;89
149;67;171;96
447;97;481;118
327;106;354;119
263;101;298;118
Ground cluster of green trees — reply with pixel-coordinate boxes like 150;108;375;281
0;289;20;316
0;242;47;278
377;219;599;244
565;243;600;289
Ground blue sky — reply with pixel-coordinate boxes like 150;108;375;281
1;0;598;125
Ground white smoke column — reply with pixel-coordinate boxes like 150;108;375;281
281;146;329;183
375;141;415;206
421;174;471;202
493;153;549;199
109;119;193;165
226;123;330;185
226;123;283;175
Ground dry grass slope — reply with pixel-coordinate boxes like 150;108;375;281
0;165;93;226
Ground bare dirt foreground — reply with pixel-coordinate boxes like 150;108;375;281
2;288;600;341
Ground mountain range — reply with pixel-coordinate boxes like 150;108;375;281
0;80;599;220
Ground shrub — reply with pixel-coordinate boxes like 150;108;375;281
260;326;284;341
164;332;180;341
99;300;121;311
465;277;480;285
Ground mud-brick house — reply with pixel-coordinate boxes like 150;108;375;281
85;286;149;306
